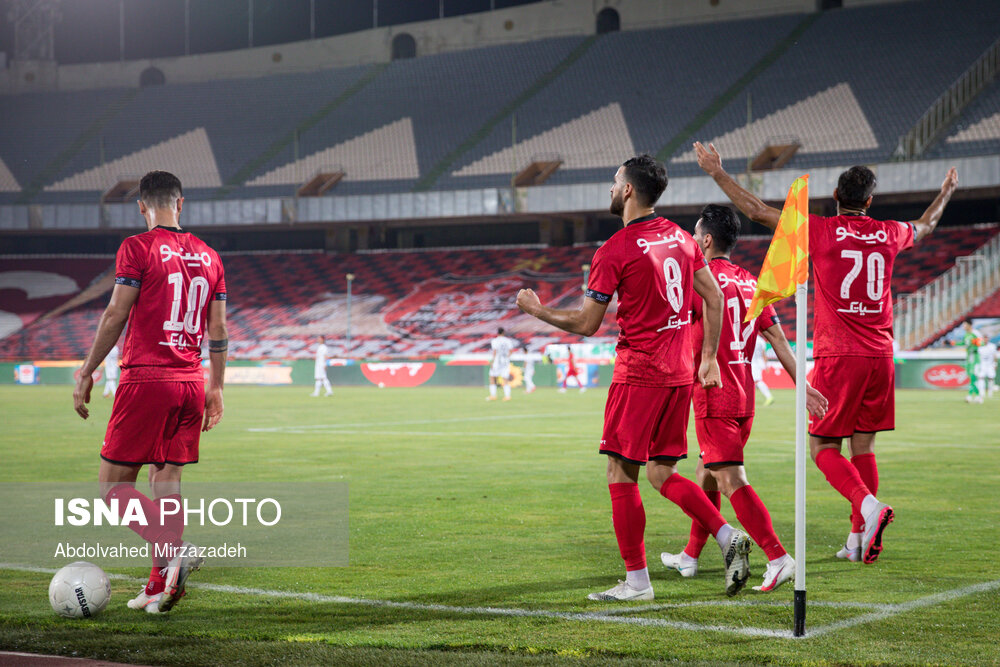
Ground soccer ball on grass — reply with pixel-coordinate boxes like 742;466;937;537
49;561;111;618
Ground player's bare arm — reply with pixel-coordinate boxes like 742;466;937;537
203;299;227;432
694;142;781;230
515;288;608;337
911;167;958;243
692;265;723;388
73;284;139;419
760;323;828;419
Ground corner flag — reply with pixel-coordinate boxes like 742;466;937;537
745;175;809;322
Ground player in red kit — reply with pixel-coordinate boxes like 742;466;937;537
660;205;827;592
696;142;958;564
73;171;228;613
517;155;753;601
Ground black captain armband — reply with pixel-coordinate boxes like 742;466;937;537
115;276;141;288
209;338;228;353
585;288;612;304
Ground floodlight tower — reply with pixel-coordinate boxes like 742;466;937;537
7;0;60;62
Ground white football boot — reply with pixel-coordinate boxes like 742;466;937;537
587;580;654;602
158;542;205;612
753;554;795;592
127;588;164;614
660;551;698;578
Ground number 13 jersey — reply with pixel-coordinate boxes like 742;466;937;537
809;215;913;359
586;214;706;388
114;225;226;382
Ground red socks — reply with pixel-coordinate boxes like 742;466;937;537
145;566;166;595
814;448;870;511
659;474;726;537
850;453;878;532
609;483;646;571
105;484;185;571
683;491;720;558
730;485;786;561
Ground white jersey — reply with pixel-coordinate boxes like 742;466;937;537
489;336;515;377
524;358;535;380
978;341;997;378
751;338;766;383
104;345;120;381
314;343;329;379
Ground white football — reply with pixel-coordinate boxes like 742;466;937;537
49;561;111;618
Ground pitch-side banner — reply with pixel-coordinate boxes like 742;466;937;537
0;482;348;568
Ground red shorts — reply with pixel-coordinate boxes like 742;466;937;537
101;381;204;466
808;356;895;439
695;416;753;468
599;382;692;465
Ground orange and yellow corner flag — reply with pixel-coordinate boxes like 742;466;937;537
745;175;809;322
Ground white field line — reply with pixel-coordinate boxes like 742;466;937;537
806;578;1000;637
247;412;594;433
5;563;996;639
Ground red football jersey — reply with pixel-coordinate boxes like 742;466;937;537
810;214;913;358
587;215;707;387
691;258;778;419
115;226;226;382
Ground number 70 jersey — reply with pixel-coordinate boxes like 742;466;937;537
809;215;913;358
114;226;226;382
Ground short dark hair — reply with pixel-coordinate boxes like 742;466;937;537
139;170;183;209
497;327;505;336
699;204;741;254
836;166;876;210
622;154;668;207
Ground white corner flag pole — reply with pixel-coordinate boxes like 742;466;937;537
793;279;808;637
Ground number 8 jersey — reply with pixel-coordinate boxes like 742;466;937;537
114;225;226;382
809;214;913;358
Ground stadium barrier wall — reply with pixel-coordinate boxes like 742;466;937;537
0;359;970;390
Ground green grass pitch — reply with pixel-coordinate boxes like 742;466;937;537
1;385;998;666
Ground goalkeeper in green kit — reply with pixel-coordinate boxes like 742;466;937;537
962;320;983;403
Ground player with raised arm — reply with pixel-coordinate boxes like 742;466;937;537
659;204;828;592
696;141;958;564
517;155;753;600
488;328;515;401
73;171;228;613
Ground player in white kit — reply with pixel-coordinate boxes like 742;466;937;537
488;328;515;401
751;338;773;406
977;340;997;398
524;357;536;393
312;336;333;397
103;344;120;398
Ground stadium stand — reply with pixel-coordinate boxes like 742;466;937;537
929;80;1000;160
3;225;999;360
2;0;998;203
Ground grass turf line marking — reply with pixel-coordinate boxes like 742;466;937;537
6;563;996;639
254;429;580;438
247;412;595;433
805;579;1000;637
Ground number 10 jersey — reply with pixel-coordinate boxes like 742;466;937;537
114;225;226;382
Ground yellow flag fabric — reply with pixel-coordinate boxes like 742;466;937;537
745;175;809;322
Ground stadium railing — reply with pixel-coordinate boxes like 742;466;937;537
895;226;1000;349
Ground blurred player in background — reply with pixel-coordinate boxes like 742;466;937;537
659;204;827;592
751;338;773;406
978;338;997;398
312;336;333;397
558;347;586;393
698;141;957;564
102;344;120;397
73;171;227;613
518;155;753;601
523;355;536;393
962;320;983;403
488;328;515;401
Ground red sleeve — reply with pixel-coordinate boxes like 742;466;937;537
114;236;146;288
756;304;779;332
892;220;914;253
213;255;227;300
585;243;619;304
